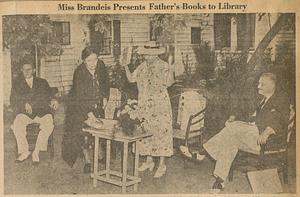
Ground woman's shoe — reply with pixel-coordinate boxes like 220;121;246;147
83;163;92;173
179;146;205;161
138;161;155;172
154;165;166;178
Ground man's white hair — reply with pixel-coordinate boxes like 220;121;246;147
260;72;277;85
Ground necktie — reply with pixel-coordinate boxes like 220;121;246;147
27;79;33;88
257;97;266;111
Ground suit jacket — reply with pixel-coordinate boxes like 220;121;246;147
254;91;290;135
10;75;52;119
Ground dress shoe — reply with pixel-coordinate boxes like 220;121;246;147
179;145;205;161
138;161;155;172
16;151;31;162
84;163;92;173
154;165;166;178
211;177;225;193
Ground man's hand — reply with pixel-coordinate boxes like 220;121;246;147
50;99;59;110
25;102;32;115
257;127;275;145
257;132;269;145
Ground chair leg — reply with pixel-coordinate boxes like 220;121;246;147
183;158;188;169
228;167;234;182
282;156;289;184
48;134;54;159
228;170;233;182
50;143;54;159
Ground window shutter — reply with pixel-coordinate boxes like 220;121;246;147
214;14;231;50
237;14;256;50
113;20;121;58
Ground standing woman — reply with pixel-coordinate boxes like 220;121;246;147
62;46;110;173
124;43;174;178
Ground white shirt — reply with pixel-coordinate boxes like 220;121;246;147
25;77;33;89
86;67;96;77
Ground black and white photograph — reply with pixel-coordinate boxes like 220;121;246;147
2;12;296;194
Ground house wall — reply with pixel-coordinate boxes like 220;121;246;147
254;13;280;49
119;14;151;52
40;14;294;95
41;14;151;95
174;14;214;74
40;15;88;95
275;29;295;55
254;13;295;61
100;14;151;69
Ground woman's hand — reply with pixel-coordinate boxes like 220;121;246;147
87;112;97;121
50;99;59;110
25;102;32;115
103;98;108;109
124;64;137;83
225;115;236;126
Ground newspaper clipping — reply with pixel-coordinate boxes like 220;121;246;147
0;0;298;195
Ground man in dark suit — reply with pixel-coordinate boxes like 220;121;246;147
180;72;290;190
10;62;58;163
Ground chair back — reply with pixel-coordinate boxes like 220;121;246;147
177;91;206;131
261;104;295;154
184;108;206;145
286;104;295;144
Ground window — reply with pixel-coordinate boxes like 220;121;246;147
90;20;113;55
150;20;163;41
52;21;70;45
214;14;231;50
191;27;201;44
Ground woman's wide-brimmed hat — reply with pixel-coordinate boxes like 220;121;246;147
136;41;166;55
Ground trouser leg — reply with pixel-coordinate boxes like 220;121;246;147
203;122;260;181
34;114;54;152
11;114;32;154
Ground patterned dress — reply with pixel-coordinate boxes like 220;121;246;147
130;57;173;157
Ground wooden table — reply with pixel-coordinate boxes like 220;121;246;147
83;126;152;193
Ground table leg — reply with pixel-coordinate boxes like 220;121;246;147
122;141;128;193
134;141;140;192
106;139;111;179
93;136;99;187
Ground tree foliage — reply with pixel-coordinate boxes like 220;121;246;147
3;15;62;77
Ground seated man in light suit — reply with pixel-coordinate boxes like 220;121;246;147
10;61;58;164
180;73;290;190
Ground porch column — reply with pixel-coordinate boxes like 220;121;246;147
230;16;238;51
3;49;11;106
